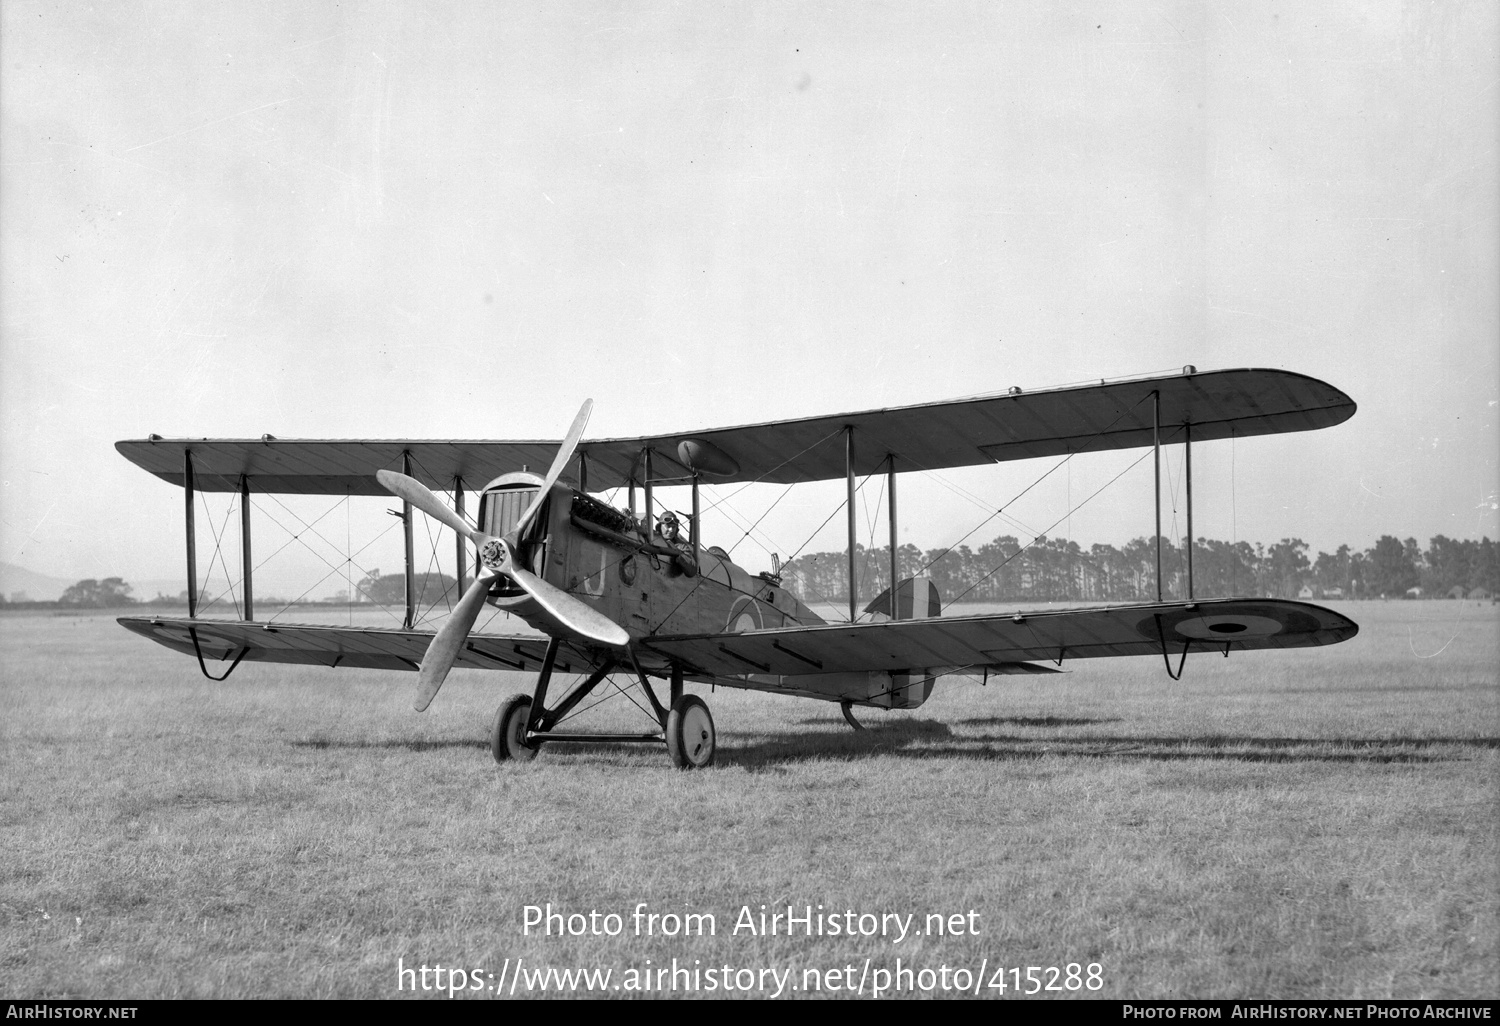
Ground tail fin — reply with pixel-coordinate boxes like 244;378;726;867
862;576;941;622
862;577;941;709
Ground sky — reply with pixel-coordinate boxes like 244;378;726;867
2;1;1496;600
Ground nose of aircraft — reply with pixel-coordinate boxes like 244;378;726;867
375;400;628;712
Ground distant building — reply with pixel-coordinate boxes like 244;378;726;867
1405;586;1423;599
1447;585;1467;600
1297;585;1314;599
9;591;28;603
1470;587;1493;601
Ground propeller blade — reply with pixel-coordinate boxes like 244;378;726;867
508;565;630;648
376;470;482;543
511;398;593;540
413;574;498;712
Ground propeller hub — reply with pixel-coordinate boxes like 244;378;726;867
479;537;509;572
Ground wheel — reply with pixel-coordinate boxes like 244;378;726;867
491;695;538;763
665;694;716;769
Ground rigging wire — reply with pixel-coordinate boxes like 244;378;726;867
894;389;1155;594
651;473;881;632
401;451;468;624
255;493;402;621
258;491;369;574
862;470;888;597
193;489;241;618
553;673;661;730
250;493;400;621
722;482;797;559
948;448;1155;605
695;426;847;517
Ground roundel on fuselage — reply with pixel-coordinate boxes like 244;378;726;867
726;595;762;633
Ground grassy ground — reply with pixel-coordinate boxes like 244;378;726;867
1;600;1495;999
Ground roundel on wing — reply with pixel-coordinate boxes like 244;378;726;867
1172;614;1286;640
1135;604;1326;644
726;596;762;633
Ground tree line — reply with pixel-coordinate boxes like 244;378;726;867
779;534;1500;606
10;535;1495;610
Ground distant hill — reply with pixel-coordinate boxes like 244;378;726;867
0;563;183;603
0;562;73;602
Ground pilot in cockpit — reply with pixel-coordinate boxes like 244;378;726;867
656;511;698;577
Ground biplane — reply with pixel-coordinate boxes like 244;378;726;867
116;367;1358;769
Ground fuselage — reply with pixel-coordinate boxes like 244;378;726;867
476;475;935;709
478;474;823;642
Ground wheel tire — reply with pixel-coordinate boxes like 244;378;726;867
491;695;538;764
665;694;716;769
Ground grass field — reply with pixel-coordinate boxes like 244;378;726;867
2;600;1496;999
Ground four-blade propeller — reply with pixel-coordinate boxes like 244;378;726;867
375;399;629;712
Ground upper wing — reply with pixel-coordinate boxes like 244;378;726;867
639;599;1358;677
115;368;1354;494
118;616;596;675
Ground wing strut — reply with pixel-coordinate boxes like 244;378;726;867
643;447;655;528
184;450;197;618
846;425;857;622
453;476;467;595
690;472;701;555
1153;393;1197;602
240;474;254;621
1154;391;1162;603
1185;421;1194;599
402;450;415;630
888;454;899;622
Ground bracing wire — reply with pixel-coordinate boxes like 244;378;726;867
948;448;1155;605
896;390;1157;595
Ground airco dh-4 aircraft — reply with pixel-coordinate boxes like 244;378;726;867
116;367;1358;769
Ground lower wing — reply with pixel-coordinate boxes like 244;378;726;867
639;598;1358;677
121;598;1357;691
117;616;591;675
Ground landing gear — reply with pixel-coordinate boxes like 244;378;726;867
492;695;538;763
489;646;716;769
665;694;716;769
